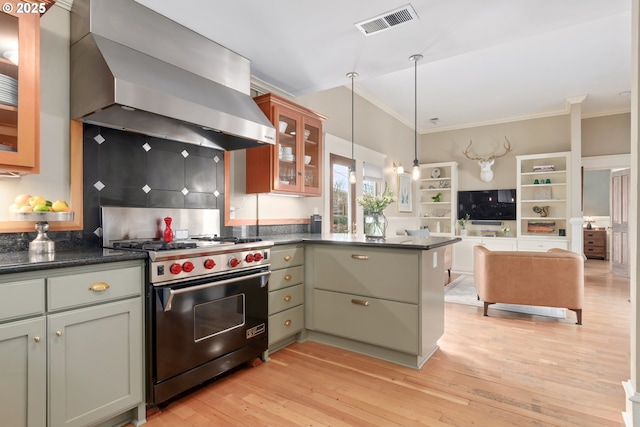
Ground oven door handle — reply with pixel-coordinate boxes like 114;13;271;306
163;270;271;312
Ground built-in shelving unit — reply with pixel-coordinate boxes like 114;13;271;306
516;152;571;239
417;162;458;236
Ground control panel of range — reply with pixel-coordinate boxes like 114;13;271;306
150;249;270;285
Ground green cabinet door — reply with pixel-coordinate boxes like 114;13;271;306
0;317;46;427
48;298;143;427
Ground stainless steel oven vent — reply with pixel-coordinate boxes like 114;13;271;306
355;4;419;36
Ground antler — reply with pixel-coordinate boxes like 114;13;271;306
462;137;512;161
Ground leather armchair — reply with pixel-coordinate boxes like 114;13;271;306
473;245;584;324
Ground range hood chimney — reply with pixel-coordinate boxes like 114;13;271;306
70;0;275;150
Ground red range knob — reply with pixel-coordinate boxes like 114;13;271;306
253;252;263;261
182;261;194;273
228;258;240;268
204;259;216;269
169;263;182;274
245;253;255;263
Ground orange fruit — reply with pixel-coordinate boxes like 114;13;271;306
14;194;31;208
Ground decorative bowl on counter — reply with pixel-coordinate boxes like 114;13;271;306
10;211;75;254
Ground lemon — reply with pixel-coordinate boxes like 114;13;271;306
29;196;46;208
52;200;68;212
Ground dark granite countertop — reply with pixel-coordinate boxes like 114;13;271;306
265;233;461;250
0;247;148;275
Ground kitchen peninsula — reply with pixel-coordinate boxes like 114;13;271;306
269;233;460;369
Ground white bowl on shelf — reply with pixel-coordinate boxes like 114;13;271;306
304;155;311;165
304;129;311;139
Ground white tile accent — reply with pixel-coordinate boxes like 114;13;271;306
213;155;220;163
93;180;105;191
182;188;189;195
94;134;105;144
93;227;102;237
182;150;189;158
142;143;151;152
142;185;151;193
214;190;220;197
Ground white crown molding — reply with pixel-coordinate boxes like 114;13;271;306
55;0;74;11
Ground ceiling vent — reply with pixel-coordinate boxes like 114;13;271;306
355;4;419;36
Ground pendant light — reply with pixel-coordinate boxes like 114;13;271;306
347;72;358;184
409;54;423;181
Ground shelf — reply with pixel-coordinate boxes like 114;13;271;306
521;199;567;203
421;177;451;182
420;201;450;205
421;216;451;220
521;170;566;176
521;216;566;221
420;187;451;191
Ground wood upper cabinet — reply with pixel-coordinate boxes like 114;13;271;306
0;1;40;174
247;93;326;196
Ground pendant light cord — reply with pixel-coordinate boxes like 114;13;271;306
414;58;418;162
351;73;355;164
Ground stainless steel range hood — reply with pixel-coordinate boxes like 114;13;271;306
70;0;275;150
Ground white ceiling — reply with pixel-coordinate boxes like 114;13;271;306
134;0;631;133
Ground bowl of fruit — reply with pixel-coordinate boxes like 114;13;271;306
9;194;74;222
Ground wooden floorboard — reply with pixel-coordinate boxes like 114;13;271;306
138;259;629;427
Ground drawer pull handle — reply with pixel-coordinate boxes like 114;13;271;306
284;255;292;261
89;282;110;292
284;319;292;327
351;254;370;260
34;337;41;343
351;299;370;306
56;331;62;337
284;274;292;281
284;295;292;302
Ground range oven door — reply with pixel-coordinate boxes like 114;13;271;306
151;268;269;388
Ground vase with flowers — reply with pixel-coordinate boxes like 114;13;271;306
458;213;470;236
501;225;511;237
357;184;396;239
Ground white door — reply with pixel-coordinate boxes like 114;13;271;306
610;169;629;277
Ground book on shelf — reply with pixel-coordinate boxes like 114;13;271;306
480;230;497;237
533;165;555;172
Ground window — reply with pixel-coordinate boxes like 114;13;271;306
329;154;355;232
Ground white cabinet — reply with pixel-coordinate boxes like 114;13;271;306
416;162;458;236
517;152;571;241
452;237;517;274
517;239;568;252
0;260;146;427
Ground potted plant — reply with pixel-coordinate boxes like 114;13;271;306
501;225;511;237
357;184;396;239
458;213;470;235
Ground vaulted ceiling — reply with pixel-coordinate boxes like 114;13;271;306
135;0;632;133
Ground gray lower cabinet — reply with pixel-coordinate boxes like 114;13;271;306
305;244;445;369
0;260;145;427
267;244;305;353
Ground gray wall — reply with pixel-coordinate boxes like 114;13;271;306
583;169;611;216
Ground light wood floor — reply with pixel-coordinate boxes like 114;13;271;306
139;260;630;427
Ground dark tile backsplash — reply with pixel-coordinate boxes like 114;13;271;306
82;124;229;245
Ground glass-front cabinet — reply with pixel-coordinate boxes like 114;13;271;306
0;1;41;174
247;93;326;196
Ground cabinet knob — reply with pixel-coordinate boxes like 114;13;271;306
284;295;292;302
56;331;62;337
88;282;110;292
284;274;292;281
34;337;41;343
284;255;292;261
284;319;292;327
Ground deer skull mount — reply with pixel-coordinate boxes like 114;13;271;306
462;137;512;182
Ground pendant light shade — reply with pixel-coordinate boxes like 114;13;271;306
347;72;358;184
410;54;423;181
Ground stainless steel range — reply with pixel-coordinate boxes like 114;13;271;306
101;207;273;406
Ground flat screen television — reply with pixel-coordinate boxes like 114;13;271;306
458;189;516;221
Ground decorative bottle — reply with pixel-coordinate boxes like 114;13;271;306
163;217;173;242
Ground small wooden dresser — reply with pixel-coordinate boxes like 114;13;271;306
583;229;607;260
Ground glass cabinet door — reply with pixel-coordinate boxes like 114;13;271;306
276;112;298;189
0;3;40;173
303;121;321;194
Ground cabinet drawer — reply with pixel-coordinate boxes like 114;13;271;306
312;246;419;303
312;289;418;354
269;266;303;291
270;245;304;270
269;284;303;315
0;279;44;322
48;266;142;311
517;239;568;252
269;305;304;345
